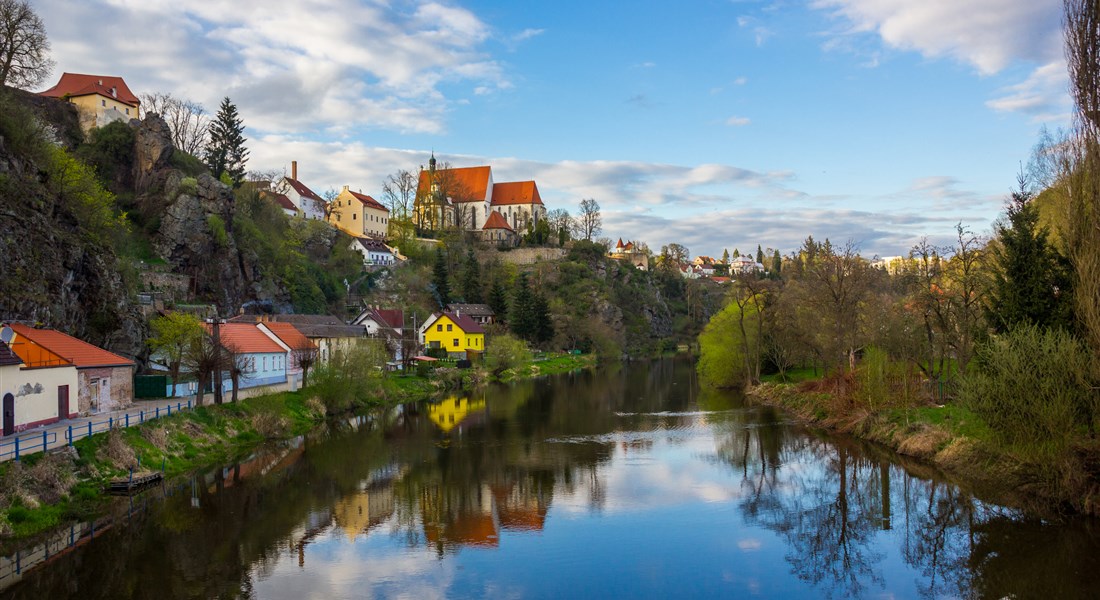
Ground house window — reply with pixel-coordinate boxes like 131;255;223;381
353;213;356;220
436;324;443;332
101;99;106;107
453;338;459;347
263;356;267;371
125;108;130;115
446;324;453;331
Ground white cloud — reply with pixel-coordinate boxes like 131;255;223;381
813;0;1068;120
37;0;508;134
733;76;748;85
726;116;752;126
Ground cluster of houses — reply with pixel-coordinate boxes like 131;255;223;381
0;299;498;436
679;255;764;281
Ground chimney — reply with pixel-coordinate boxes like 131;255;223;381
292;161;298;180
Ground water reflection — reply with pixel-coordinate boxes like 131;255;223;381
3;359;1100;599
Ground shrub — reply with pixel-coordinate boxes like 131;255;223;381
207;214;228;247
959;325;1093;457
485;333;532;374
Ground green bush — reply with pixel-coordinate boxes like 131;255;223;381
310;341;387;414
206;214;228;247
959;325;1093;457
486;333;532;374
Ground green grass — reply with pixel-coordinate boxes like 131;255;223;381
885;403;995;443
496;353;596;382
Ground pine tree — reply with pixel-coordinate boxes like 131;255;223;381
432;246;451;307
488;278;508;320
756;245;764;265
461;249;482;303
771;249;782;276
991;179;1073;331
532;291;553;343
733;249;740;258
721;249;730;264
510;272;536;340
205;97;249;185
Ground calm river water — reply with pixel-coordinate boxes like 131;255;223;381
3;358;1100;599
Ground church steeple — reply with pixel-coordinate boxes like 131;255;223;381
429;151;436;173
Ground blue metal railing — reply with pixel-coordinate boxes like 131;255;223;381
0;431;57;461
0;399;193;462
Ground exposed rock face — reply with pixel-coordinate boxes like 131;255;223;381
0;99;144;358
132;115;174;193
153;172;250;312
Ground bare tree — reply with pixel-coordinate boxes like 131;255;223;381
382;169;417;219
293;347;319;387
0;0;52;89
182;332;223;407
577;198;602;241
224;344;253;403
139;92;210;156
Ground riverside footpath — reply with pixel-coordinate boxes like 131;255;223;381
0;397;198;462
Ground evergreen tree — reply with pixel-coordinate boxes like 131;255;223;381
461;249;482;303
721;249;730;264
488;277;508;319
510;272;536;340
990;178;1074;331
756;245;764;265
205;97;249;185
432;246;451;307
733;248;740;258
771;249;782;276
532;290;554;344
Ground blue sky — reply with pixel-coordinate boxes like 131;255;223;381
37;0;1068;259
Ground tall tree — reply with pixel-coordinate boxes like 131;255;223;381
756;245;764;265
510;272;536;340
140;92;209;156
577;198;602;241
205;97;249;185
461;248;482;303
721;248;730;264
147;312;203;385
990;176;1073;331
547;208;573;245
771;249;782;275
532;290;554;344
488;277;508;319
0;0;52;89
432;246;451;307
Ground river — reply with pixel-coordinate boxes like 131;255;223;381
2;358;1099;599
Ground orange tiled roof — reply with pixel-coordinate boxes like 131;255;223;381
491;181;542;206
417;165;492;202
39;73;140;107
262;191;297;212
348;190;388;212
283;177;324;202
207;323;286;354
8;324;133;368
482;210;513;232
261;322;316;351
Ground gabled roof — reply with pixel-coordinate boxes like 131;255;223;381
39;73;140;107
282;177;324;202
482;210;513;231
355;237;393;252
8;324;133;368
262;191;298;212
207;323;286;354
374;309;404;330
423;311;485;335
347;190;388;212
491;181;543;206
261;322;316;351
0;341;23;367
446;304;494;318
417;166;492;202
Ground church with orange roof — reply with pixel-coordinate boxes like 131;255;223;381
414;154;547;237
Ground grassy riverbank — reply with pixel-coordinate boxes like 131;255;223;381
747;380;1100;517
0;352;596;542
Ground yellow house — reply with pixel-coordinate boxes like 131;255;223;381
39;73;141;134
419;311;485;358
329;185;389;239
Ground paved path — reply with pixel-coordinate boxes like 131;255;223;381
0;397;200;462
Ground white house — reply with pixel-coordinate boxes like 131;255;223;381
273;161;326;220
0;340;79;436
351;238;396;268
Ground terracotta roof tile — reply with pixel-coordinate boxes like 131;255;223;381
207;323;286;354
262;191;297;212
8;324;134;368
261;322;316;351
417;166;492;202
39;73;140;107
348;190;388;212
490;181;542;206
283;177;324;202
482;210;513;231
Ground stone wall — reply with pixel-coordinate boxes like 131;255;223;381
488;247;567;265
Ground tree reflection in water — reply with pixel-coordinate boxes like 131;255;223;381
3;359;1100;599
